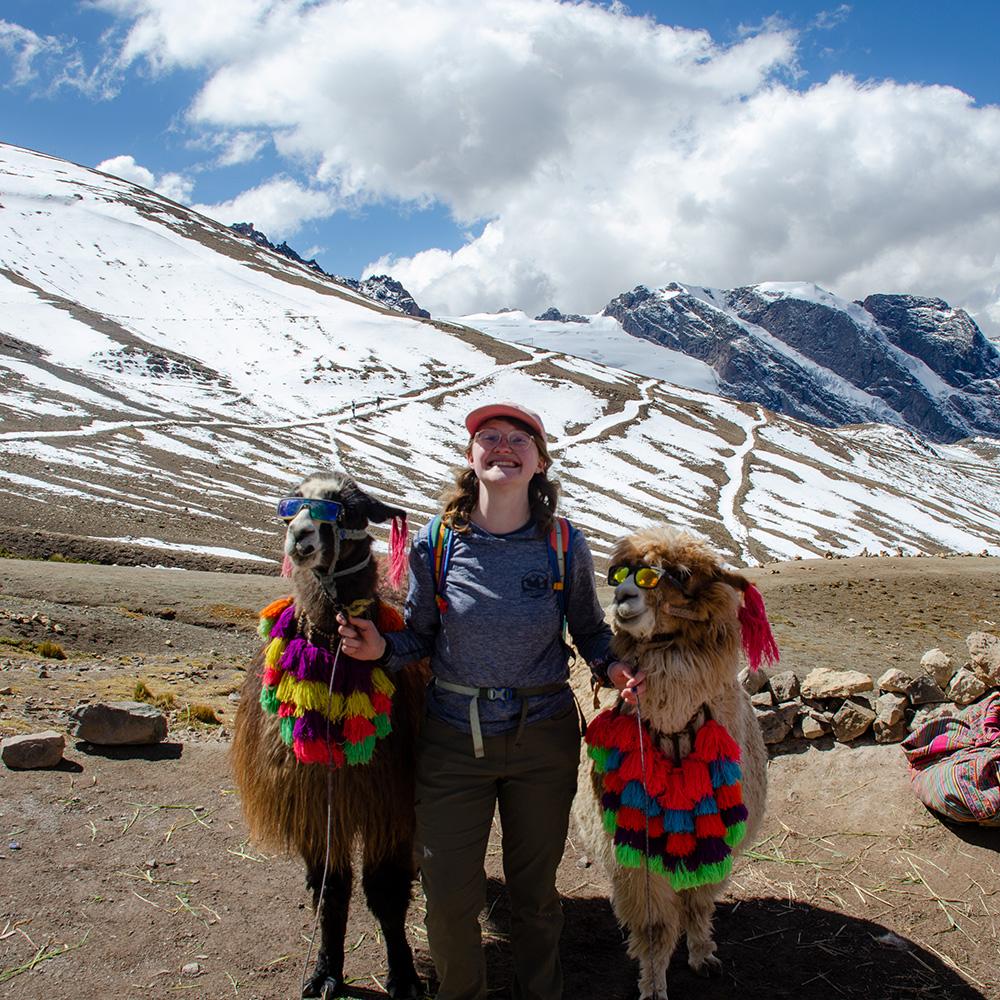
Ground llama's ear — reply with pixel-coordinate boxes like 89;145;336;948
357;493;410;590
363;496;407;524
717;569;750;594
714;570;779;671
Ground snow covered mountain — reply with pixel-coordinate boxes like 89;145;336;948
2;141;999;571
603;283;1000;443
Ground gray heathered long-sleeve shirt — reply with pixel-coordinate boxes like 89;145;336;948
384;519;613;735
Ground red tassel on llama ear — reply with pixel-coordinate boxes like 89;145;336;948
388;515;409;591
281;554;294;578
739;583;779;670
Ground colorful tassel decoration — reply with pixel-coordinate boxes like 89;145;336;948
255;599;404;769
738;583;779;671
388;514;409;591
585;704;749;891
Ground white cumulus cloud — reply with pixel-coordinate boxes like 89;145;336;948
95;0;1000;331
190;175;339;237
96;154;194;203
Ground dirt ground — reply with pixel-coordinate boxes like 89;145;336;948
1;553;998;1000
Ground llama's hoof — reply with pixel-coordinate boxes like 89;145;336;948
690;953;722;978
386;970;424;998
302;972;343;999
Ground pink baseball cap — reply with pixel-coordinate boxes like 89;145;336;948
465;402;546;439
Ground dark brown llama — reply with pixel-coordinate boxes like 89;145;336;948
231;472;425;999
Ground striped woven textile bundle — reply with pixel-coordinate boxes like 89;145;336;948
257;597;403;767
585;706;748;891
901;692;1000;826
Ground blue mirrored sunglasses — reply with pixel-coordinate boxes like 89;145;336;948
277;497;343;523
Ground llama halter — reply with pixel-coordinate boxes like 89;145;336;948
585;703;748;891
258;597;401;767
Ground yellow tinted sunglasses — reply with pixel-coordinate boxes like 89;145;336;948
607;563;666;589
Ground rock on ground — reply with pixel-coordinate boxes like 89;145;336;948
802;668;874;699
967;631;1000;686
739;666;769;695
907;674;947;705
800;715;827;739
71;701;167;745
946;667;987;706
1;730;65;769
874;692;907;726
755;703;799;744
769;670;801;703
874;717;908;744
920;648;956;689
833;701;876;743
878;668;915;694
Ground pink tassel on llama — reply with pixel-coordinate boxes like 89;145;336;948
281;554;294;578
387;514;409;591
738;583;779;670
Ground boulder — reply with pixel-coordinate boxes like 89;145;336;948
2;730;65;769
71;701;167;745
738;666;769;696
769;670;800;703
920;648;956;689
966;631;1000;686
873;717;908;744
801;668;873;699
906;674;947;705
874;693;907;726
907;703;958;732
877;668;915;694
946;667;987;706
832;701;875;743
754;703;799;745
750;691;774;708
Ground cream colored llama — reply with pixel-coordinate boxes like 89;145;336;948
574;526;775;1000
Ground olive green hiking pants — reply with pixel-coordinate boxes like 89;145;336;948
415;708;580;1000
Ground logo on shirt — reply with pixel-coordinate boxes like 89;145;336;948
521;570;550;597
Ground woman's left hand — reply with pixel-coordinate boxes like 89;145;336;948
608;661;646;705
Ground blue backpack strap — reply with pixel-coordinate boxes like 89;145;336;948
547;517;573;636
429;514;453;613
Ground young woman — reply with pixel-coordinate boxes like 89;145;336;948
339;401;641;1000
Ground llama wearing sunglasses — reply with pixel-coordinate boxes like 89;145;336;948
231;472;425;999
574;526;776;1000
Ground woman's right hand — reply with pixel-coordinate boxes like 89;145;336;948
337;614;387;661
608;661;646;705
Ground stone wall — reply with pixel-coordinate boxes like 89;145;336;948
749;631;1000;748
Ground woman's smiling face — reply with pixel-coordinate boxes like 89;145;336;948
467;417;543;490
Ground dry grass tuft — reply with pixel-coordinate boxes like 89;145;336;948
208;604;258;627
187;703;221;725
133;679;177;710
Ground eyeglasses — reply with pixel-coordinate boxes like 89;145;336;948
607;563;688;591
473;428;536;451
277;497;343;523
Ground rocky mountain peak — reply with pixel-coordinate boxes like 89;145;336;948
229;222;429;318
534;307;589;323
602;281;1000;443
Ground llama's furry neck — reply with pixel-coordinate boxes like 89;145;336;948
292;549;379;633
614;624;743;735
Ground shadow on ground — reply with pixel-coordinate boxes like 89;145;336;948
73;739;184;761
445;879;989;1000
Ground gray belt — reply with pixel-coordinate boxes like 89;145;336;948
433;678;569;758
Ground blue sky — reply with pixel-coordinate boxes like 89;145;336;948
2;1;999;330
